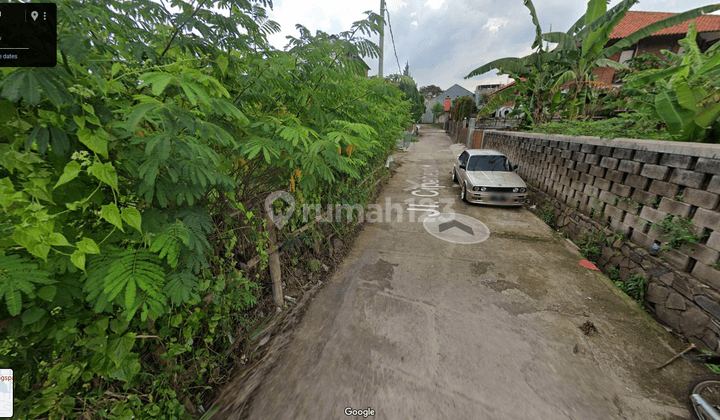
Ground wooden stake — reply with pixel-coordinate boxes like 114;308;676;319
265;213;284;307
653;343;696;371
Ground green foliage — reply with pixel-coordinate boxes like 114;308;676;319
605;266;620;282
700;349;720;374
419;85;443;99
0;0;407;418
431;101;444;118
465;1;720;127
535;202;556;227
615;274;648;303
450;96;477;121
621;22;720;142
395;76;425;122
613;53;671;84
652;214;703;252
531;113;670;140
574;231;606;262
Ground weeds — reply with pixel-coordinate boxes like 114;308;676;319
615;274;648;304
574;231;606;262
652;214;704;252
536;202;557;227
605;266;620;282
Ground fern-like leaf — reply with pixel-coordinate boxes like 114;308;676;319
163;271;199;305
173;208;213;273
149;222;189;268
102;249;166;318
0;254;54;316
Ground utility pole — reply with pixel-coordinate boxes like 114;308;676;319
378;0;385;78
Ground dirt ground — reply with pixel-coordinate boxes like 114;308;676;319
210;125;707;420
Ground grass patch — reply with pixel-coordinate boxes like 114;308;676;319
615;274;648;308
530;113;670;140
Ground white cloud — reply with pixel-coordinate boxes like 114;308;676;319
387;0;408;12
411;20;418;27
483;18;507;33
424;0;445;10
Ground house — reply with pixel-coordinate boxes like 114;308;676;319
474;75;512;108
484;81;518;118
475;83;503;108
593;11;720;85
421;84;474;123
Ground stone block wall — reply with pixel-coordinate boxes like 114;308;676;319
483;130;720;350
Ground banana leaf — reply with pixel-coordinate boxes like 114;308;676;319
478;85;518;117
522;0;544;49
696;49;720;76
673;76;705;111
693;101;720;129
542;32;577;51
551;70;577;91
583;7;631;62
623;65;687;89
593;58;627;71
655;90;695;136
465;57;526;79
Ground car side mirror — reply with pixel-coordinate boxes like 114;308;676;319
512;164;518;171
459;163;466;169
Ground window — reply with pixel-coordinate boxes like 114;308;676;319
619;50;634;64
459;152;469;166
466;155;510;172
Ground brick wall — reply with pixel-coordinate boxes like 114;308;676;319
483;130;720;350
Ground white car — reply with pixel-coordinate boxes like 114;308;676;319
452;149;527;206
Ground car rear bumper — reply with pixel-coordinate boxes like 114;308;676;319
467;192;526;206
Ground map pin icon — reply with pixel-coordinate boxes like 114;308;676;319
31;11;38;21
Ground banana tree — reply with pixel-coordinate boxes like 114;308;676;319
622;23;720;142
466;0;720;123
466;1;568;125
545;1;720;119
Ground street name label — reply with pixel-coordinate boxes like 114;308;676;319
423;213;490;244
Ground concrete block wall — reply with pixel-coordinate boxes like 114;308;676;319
483;130;720;350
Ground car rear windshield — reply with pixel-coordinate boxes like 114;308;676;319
467;155;510;171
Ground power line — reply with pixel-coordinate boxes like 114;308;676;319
385;9;402;75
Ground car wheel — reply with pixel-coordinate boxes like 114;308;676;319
461;183;468;203
452;169;457;183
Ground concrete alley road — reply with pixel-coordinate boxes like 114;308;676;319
216;126;702;419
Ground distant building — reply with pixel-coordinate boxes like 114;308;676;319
475;83;503;108
421;84;474;123
593;11;720;85
483;81;518;118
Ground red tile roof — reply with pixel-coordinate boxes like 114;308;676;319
610;11;720;39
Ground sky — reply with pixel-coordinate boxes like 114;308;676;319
265;0;717;94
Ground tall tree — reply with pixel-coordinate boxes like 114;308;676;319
396;76;425;122
420;85;443;99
